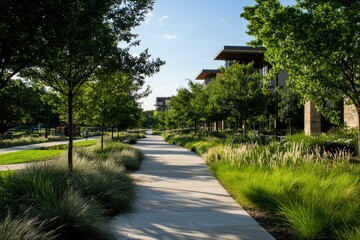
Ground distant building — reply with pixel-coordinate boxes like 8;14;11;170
155;97;172;112
196;46;287;90
195;69;220;85
196;46;288;132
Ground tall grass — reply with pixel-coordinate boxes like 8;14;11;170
208;143;360;240
0;135;65;148
0;214;56;240
0;138;142;239
72;159;135;214
205;142;352;169
75;141;144;171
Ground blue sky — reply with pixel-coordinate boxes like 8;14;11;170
133;0;296;110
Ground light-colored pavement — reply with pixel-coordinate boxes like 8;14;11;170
112;135;275;240
0;136;99;155
0;136;100;171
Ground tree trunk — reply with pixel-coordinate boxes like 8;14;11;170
358;111;360;157
45;104;48;138
243;120;247;137
289;119;292;135
111;125;114;140
67;94;74;173
215;121;218;134
101;123;104;152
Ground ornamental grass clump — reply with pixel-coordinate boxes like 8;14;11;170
205;142;351;169
108;148;144;171
1;142;138;239
0;214;56;240
74;140;144;171
72;158;135;214
208;141;360;240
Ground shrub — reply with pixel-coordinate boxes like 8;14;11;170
3;162;69;213
108;148;144;171
285;133;357;155
72;159;136;214
34;190;116;240
0;214;56;240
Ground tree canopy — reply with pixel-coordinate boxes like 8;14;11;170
19;0;164;171
242;0;360;148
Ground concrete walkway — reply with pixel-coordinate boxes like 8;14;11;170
112;135;275;240
0;136;99;155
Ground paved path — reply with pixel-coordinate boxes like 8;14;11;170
0;136;99;171
112;135;275;240
0;136;99;155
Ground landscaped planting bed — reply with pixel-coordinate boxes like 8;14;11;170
164;130;360;240
0;140;144;239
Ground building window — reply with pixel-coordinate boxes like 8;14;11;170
261;64;268;78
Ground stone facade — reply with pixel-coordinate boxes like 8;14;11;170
304;101;321;135
344;101;359;129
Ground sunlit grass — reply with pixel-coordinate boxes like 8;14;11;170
209;144;360;240
0;135;66;148
0;140;98;165
0;138;140;239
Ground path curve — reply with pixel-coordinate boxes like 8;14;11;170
112;135;275;240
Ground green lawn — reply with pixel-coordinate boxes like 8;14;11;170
0;140;98;165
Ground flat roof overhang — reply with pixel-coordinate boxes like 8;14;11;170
214;46;266;67
195;69;220;80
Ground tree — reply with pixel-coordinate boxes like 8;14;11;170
0;80;51;135
278;88;303;134
168;88;193;130
82;71;148;151
24;0;164;172
140;110;159;129
215;62;266;135
205;77;230;132
241;0;360;151
0;0;77;89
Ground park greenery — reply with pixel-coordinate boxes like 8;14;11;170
163;130;360;239
154;62;306;135
1;0;164;172
0;140;98;165
0;138;144;239
241;0;360;152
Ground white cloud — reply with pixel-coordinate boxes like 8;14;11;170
158;15;169;26
184;23;194;29
220;18;228;23
162;34;177;40
144;12;155;25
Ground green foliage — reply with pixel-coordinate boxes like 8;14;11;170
0;214;56;240
0;140;98;165
0;135;65;148
0;138;141;239
0;80;55;135
75;140;144;171
72;159;135;214
286;132;357;155
210;156;360;240
164;131;360;239
241;0;360;149
0;150;64;165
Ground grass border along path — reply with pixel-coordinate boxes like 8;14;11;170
0;140;98;165
163;131;360;240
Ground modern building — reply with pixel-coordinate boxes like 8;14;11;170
196;46;288;132
197;45;358;135
155;97;172;112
